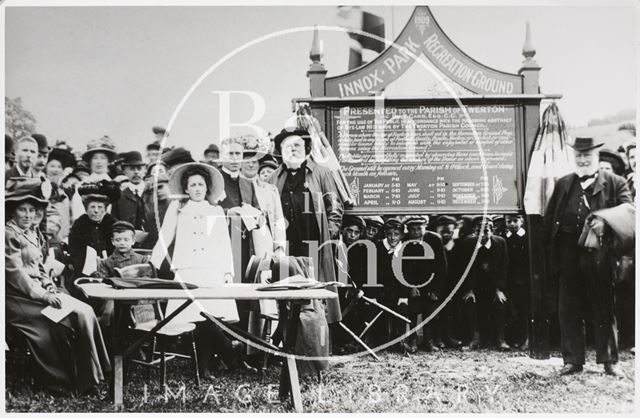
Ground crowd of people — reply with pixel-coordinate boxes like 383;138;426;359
4;122;636;396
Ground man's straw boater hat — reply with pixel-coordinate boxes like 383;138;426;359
569;137;604;152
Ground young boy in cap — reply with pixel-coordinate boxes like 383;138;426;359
92;220;152;335
458;216;510;350
374;217;406;348
335;214;373;352
362;216;384;243
399;215;448;352
96;220;150;279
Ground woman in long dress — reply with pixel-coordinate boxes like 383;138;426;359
5;178;111;395
150;162;240;377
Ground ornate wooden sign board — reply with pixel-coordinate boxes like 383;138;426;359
302;6;558;358
324;7;524;97
299;6;541;215
317;97;528;215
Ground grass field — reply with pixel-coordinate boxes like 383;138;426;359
6;348;635;413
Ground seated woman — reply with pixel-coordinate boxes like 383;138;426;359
68;181;120;278
68;180;120;328
150;162;242;378
5;178;111;395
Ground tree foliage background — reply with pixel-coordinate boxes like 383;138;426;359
5;96;37;139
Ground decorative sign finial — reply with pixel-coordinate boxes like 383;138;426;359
522;21;536;59
310;25;323;63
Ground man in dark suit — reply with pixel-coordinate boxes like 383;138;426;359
504;214;530;350
459;216;510;350
375;217;406;349
218;136;258;330
544;137;632;376
111;151;149;236
434;215;463;348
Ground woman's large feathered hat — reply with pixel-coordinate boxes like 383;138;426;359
6;177;51;208
169;162;225;205
78;180;121;204
82;135;117;163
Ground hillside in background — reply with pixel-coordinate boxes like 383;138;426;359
567;108;636;152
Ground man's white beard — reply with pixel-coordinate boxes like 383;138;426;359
575;165;597;177
283;156;305;170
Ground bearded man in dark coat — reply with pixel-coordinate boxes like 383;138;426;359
544;137;632;376
268;128;343;325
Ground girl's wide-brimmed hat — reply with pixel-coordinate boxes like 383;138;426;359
169;162;225;205
82;135;118;163
5;177;52;208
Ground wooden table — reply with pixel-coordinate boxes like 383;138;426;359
77;282;337;412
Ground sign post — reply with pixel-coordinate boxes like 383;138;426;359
304;6;554;358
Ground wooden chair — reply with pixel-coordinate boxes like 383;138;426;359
245;255;319;373
116;263;200;388
245;255;280;373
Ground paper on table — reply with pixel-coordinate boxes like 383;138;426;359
82;246;98;275
41;293;76;323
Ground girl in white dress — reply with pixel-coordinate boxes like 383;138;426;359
150;163;241;378
150;162;239;324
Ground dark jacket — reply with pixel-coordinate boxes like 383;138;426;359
505;231;529;287
443;238;464;294
269;159;343;323
68;214;116;278
111;187;148;231
96;249;149;278
141;190;170;249
399;231;448;299
458;234;509;295
543;170;632;312
375;240;401;305
5;165;38;182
